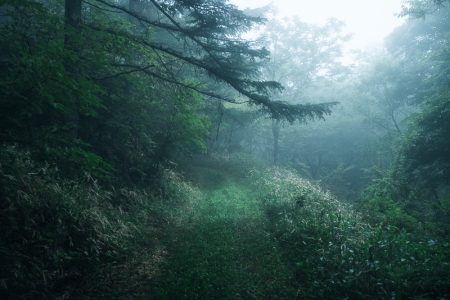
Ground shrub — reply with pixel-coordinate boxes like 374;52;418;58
355;196;419;233
250;167;450;299
0;147;132;299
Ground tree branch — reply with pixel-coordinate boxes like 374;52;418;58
91;64;156;81
108;63;242;103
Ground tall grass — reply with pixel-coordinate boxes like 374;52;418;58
251;167;450;299
0;147;138;298
0;147;201;299
2;151;448;299
146;182;297;299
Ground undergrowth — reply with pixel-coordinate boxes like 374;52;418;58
251;167;450;299
2;152;449;299
0;147;130;299
146;183;297;299
0;146;200;299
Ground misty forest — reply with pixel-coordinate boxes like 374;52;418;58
1;0;450;299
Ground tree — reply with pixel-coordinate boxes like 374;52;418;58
389;1;450;201
259;16;350;165
0;0;108;176
395;38;450;197
354;52;415;136
2;0;343;183
83;0;326;122
399;0;450;18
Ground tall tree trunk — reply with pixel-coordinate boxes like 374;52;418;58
64;0;82;47
228;119;235;153
210;101;224;154
64;0;82;140
63;0;82;170
129;0;149;27
272;120;280;166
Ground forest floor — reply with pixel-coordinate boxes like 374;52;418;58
83;161;449;300
145;179;299;299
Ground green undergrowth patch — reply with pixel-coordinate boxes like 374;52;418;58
250;167;450;299
147;182;298;299
0;147;200;299
0;147;129;299
3;150;449;299
141;158;450;299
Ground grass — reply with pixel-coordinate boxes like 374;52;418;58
147;182;298;299
144;162;450;299
2;152;449;299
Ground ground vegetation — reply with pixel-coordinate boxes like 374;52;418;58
1;0;450;299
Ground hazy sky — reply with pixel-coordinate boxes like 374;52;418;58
229;0;406;60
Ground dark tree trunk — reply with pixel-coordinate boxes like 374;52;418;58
129;0;144;25
272;120;280;166
63;0;83;173
64;0;82;48
64;0;82;140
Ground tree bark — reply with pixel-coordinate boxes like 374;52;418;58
272;120;280;166
129;0;144;26
64;0;82;48
64;0;82;140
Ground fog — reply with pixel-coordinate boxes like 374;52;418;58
230;0;405;63
2;0;450;298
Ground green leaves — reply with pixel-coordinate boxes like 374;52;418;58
391;9;450;194
0;147;133;298
250;166;450;299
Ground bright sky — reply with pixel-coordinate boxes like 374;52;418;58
229;0;406;62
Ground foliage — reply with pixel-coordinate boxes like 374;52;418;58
83;168;203;299
0;146;204;298
395;93;450;191
0;0;110;177
250;167;450;299
356;196;419;232
212;14;350;168
399;0;450;18
85;0;324;122
147;182;297;299
388;5;450;204
0;147;131;298
0;0;216;183
2;0;450;298
355;53;415;135
263;17;351;96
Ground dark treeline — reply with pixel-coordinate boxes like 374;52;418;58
0;0;449;299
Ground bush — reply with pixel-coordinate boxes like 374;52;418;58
0;147;132;299
355;196;419;233
250;167;450;299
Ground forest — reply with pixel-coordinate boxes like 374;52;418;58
0;0;449;298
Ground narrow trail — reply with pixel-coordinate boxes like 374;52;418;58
148;182;298;299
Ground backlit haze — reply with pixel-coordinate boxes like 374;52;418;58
229;0;406;64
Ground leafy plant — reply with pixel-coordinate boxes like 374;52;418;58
249;167;450;299
0;147;132;298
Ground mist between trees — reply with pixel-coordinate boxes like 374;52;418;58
1;0;449;299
